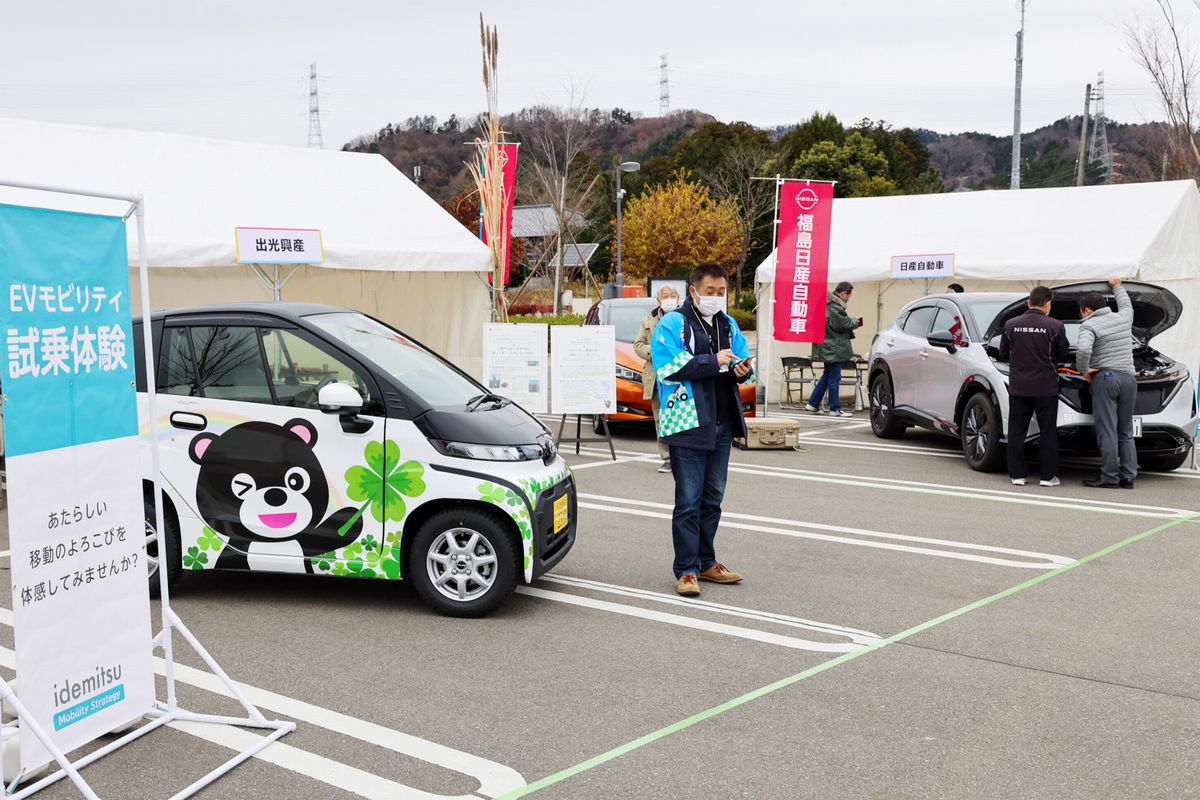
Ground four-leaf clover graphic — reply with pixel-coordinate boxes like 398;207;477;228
312;551;336;572
344;440;427;532
183;546;208;570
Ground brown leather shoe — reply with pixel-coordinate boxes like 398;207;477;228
676;573;700;596
700;563;743;584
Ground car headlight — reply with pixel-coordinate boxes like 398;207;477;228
432;440;548;462
616;364;643;383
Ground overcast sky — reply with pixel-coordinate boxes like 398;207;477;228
0;1;1175;149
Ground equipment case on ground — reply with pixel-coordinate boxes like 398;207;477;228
734;418;801;450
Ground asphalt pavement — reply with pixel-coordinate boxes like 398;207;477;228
2;407;1198;799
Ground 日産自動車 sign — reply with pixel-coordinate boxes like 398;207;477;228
0;203;155;770
891;253;955;279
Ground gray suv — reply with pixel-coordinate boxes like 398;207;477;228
866;282;1197;472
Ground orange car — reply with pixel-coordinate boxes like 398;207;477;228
582;298;757;431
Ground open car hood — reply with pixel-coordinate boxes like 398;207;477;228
985;281;1182;347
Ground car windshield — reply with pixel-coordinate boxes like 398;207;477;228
307;312;481;407
607;305;655;343
966;300;1013;338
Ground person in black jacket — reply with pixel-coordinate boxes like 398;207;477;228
998;285;1070;487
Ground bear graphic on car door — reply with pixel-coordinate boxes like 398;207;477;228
189;419;365;573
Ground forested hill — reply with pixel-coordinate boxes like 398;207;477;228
343;109;1168;201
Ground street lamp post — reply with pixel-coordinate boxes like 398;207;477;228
614;159;640;293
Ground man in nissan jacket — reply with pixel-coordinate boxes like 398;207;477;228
998;285;1070;487
651;262;755;597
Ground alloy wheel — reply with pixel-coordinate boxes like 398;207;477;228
426;527;498;602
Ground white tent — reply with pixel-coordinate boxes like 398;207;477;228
0;118;493;374
755;181;1200;400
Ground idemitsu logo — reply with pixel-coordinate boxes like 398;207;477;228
52;664;126;731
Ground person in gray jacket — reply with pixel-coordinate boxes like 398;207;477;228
1076;277;1136;489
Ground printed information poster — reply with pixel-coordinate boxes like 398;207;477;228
550;325;616;415
0;203;155;770
482;323;549;414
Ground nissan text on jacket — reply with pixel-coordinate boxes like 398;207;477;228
998;308;1070;396
650;296;754;450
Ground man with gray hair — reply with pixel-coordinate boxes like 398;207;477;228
1076;277;1136;489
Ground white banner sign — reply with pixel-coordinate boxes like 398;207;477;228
550;326;617;415
236;227;324;264
891;253;955;279
0;204;154;770
482;323;549;414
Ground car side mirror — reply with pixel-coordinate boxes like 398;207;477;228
318;382;364;415
927;330;958;354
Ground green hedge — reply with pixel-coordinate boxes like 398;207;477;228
727;308;756;331
508;314;584;326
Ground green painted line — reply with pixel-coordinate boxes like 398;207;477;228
497;512;1197;800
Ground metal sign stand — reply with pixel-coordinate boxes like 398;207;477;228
0;179;293;800
555;414;616;460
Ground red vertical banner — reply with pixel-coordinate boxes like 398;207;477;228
481;143;519;285
773;181;835;342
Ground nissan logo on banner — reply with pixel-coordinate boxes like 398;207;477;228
796;187;820;211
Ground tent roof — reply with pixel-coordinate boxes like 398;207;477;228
0;117;491;272
755;180;1200;285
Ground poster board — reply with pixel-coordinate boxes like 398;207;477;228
550;326;616;415
482;323;548;414
0;204;155;770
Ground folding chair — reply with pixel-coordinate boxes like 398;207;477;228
779;356;816;409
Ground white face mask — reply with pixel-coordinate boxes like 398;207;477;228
660;298;679;313
693;294;726;317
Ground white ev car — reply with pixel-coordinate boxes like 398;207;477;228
133;303;576;617
866;282;1197;472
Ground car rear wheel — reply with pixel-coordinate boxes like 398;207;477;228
961;394;1004;472
869;374;906;439
409;507;518;618
144;495;182;598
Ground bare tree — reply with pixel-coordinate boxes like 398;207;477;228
1126;0;1200;178
524;89;603;311
703;146;774;303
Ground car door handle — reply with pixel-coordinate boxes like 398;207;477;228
919;350;929;360
170;411;207;431
885;340;895;348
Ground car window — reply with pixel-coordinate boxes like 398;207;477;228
159;327;199;396
307;312;481;408
190;326;273;404
901;306;936;337
932;306;968;346
262;328;377;412
608;305;655;343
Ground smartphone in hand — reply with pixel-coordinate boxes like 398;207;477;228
856;317;864;327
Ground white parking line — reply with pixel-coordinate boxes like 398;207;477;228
570;445;1192;519
516;586;869;653
540;574;880;645
797;423;871;438
578;494;1075;570
722;461;1195;520
0;609;523;800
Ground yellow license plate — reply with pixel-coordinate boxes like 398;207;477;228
553;494;569;533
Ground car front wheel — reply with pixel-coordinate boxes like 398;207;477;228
869;373;906;439
961;394;1005;472
409;507;518;618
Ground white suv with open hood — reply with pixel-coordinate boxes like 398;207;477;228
866;281;1197;472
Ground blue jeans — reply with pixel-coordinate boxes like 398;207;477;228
668;423;733;578
809;361;844;411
